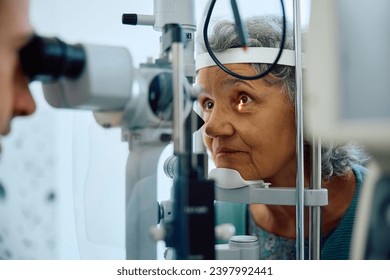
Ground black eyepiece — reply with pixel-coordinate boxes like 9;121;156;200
19;35;86;83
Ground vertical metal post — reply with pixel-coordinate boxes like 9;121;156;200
309;135;322;259
293;0;305;260
172;40;185;155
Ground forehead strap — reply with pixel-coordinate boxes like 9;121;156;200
196;47;304;71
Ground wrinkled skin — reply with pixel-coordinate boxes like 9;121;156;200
198;64;297;186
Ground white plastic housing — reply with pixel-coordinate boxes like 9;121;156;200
43;44;134;111
305;0;390;152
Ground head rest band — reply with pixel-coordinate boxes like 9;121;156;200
196;47;305;71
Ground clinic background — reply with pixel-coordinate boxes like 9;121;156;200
0;0;310;259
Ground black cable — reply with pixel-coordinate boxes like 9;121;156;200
203;0;287;80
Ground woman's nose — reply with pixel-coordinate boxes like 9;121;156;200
203;105;234;138
13;65;36;117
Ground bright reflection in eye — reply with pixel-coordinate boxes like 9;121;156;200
204;100;214;111
238;95;253;110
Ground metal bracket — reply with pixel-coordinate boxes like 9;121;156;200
215;185;328;206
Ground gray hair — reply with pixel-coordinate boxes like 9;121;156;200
197;14;369;180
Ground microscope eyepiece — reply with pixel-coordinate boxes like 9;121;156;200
19;34;86;83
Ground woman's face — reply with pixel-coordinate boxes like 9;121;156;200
197;64;297;185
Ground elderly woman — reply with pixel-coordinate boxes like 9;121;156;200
196;15;368;259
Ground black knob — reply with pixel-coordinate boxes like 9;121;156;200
122;14;138;25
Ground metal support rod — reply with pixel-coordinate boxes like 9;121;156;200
309;135;322;260
293;0;305;260
172;41;185;154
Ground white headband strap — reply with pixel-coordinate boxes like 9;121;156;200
196;47;303;71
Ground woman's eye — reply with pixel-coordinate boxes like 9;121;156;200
238;95;253;108
203;100;214;110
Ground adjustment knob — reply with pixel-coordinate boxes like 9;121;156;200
122;14;138;25
215;223;236;241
